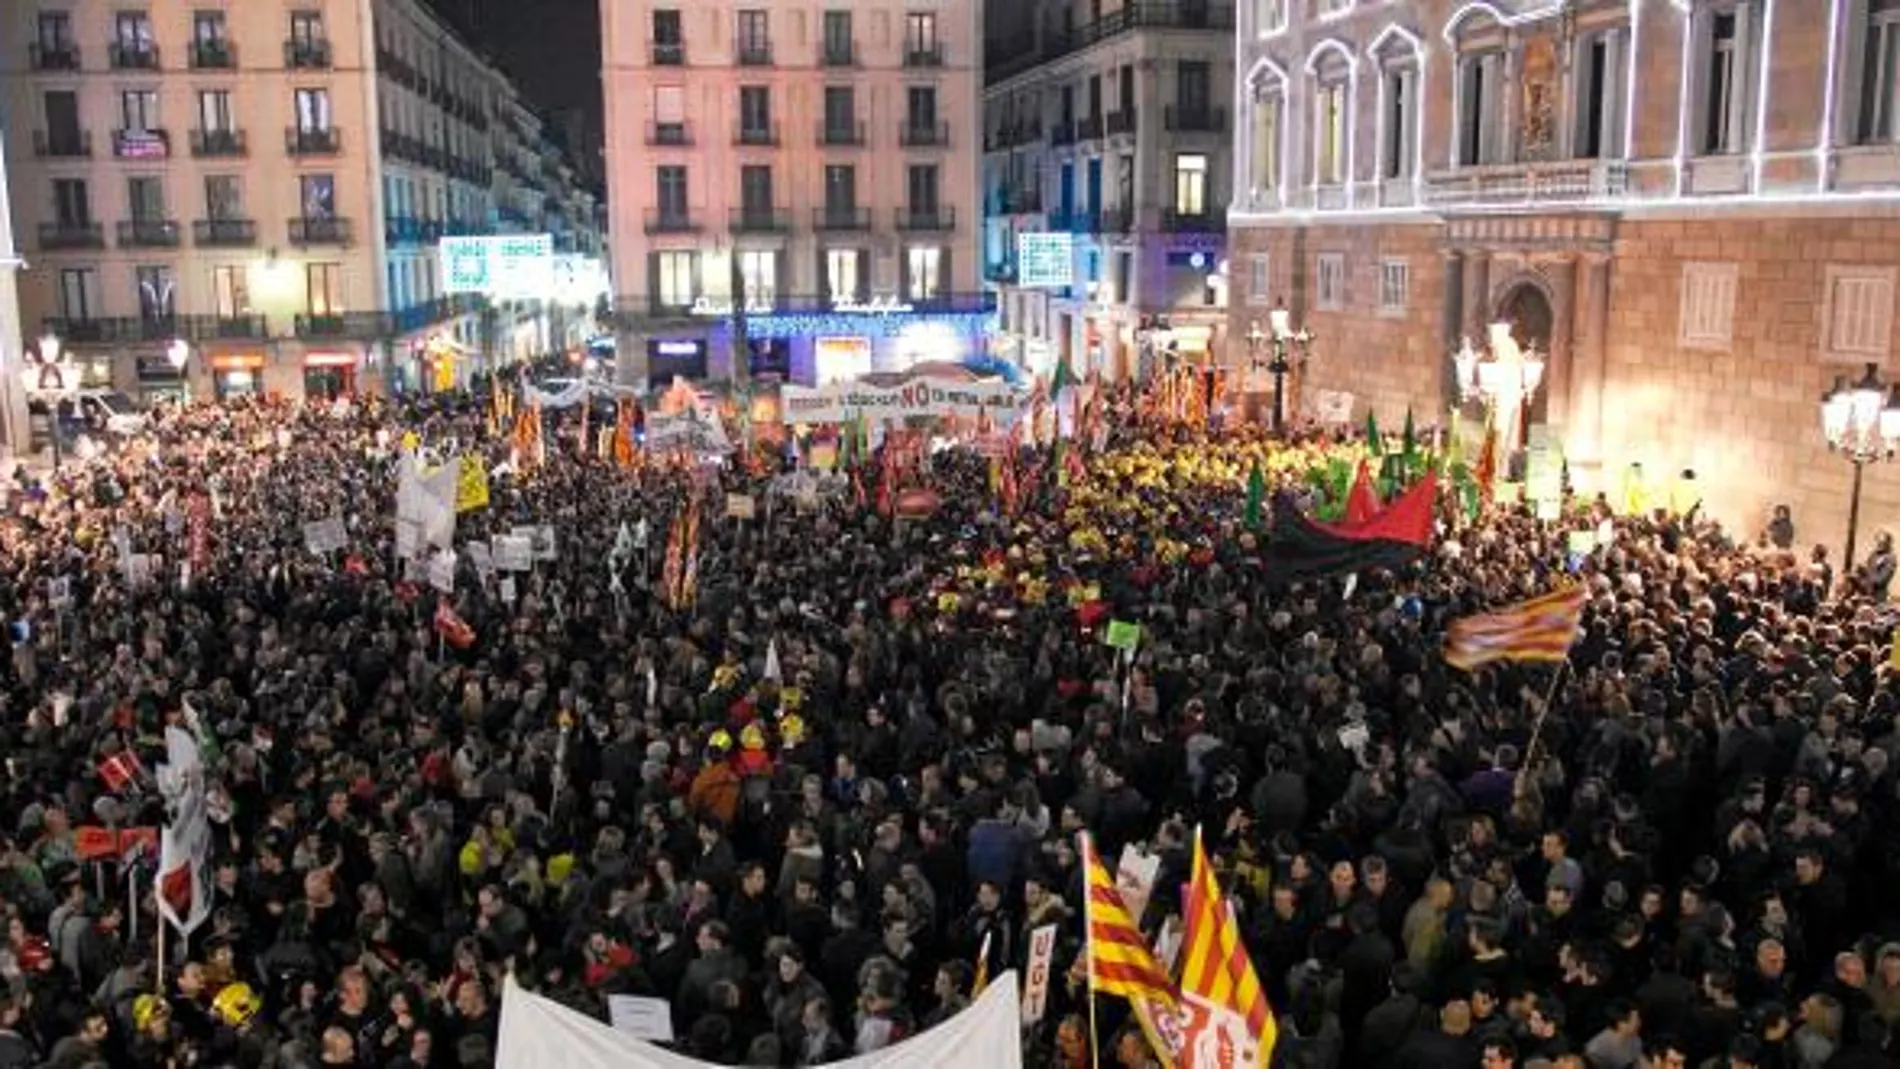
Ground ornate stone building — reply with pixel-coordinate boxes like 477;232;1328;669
1229;0;1900;559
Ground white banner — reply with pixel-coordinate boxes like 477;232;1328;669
302;516;348;555
780;380;1021;425
1116;846;1162;927
498;970;1023;1069
1022;924;1058;1025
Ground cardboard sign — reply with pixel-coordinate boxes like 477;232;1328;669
1021;924;1059;1025
395;517;422;560
726;493;757;520
1115;846;1162;926
465;541;494;578
48;576;72;609
428;551;457;594
499;577;518;604
606;995;674;1043
1104;619;1141;652
494;535;533;572
302;516;348;555
1566;530;1596;555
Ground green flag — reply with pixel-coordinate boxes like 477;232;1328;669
1050;354;1073;399
1366;410;1383;456
1401;408;1418;472
1245;461;1265;531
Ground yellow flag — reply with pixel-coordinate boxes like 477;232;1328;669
1889;630;1900;673
400;430;420;454
455;454;490;512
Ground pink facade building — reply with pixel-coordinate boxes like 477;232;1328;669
602;0;987;387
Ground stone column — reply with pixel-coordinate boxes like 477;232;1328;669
1462;251;1492;336
1536;254;1578;446
1441;249;1466;410
1565;253;1611;485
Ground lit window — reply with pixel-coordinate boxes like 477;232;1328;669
826;248;861;303
906;246;942;301
1859;0;1900;143
1250;88;1283;196
1173;154;1208;214
1315;83;1346;186
1256;0;1287;35
738;249;776;305
656;250;695;309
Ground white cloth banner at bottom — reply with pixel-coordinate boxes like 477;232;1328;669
498;970;1023;1069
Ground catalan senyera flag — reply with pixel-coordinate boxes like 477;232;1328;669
1083;833;1183;1066
1443;585;1588;671
614;400;636;469
1180;832;1275;1069
971;930;992;996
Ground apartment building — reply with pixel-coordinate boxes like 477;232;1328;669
2;0;602;400
983;0;1235;382
602;0;986;388
1232;0;1900;557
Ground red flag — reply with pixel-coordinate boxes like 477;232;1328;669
343;554;370;577
98;751;143;793
1344;460;1382;525
433;600;476;649
1475;417;1498;505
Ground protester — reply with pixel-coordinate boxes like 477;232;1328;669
0;379;1897;1069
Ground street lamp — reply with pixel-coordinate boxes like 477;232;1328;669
1820;361;1900;571
1248;303;1313;433
27;333;76;469
166;337;189;372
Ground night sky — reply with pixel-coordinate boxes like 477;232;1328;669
425;0;603;135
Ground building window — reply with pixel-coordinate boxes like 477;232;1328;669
1317;0;1353;18
1249;83;1284;199
1255;0;1288;35
37;12;75;51
53;179;91;226
736;9;770;62
1378;259;1409;317
826;248;862;302
740;166;774;213
1370;32;1420;182
905;13;939;57
212;265;250;317
128;176;165;221
1573;27;1629;159
1456;51;1502;165
294;88;332;132
1696;7;1757;156
907;165;940;213
907;86;938;132
115;11;155;52
738;249;776;305
740;86;772;136
137;265;176;322
306;262;343;316
198;90;234;133
1316;253;1346;311
823;11;853;62
652;9;682;45
1823;265;1896;361
1678;262;1739;350
1858;0;1900;143
1247;254;1271;306
656;166;688;217
824;165;856;211
1174;154;1208;214
205;175;241;219
1314;82;1347;186
906;246;943;301
59;268;98;321
824;87;855;133
655;250;695;308
192;10;227;44
120;90;159;132
290;10;324;47
300;174;335;218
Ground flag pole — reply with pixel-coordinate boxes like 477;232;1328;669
1517;659;1570;796
1081;832;1103;1069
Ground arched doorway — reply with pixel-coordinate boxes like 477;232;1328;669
1494;281;1555;430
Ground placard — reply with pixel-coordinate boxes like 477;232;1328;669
494;535;533;572
1104;619;1141;652
606;995;674;1043
1566;530;1596;555
516;525;558;562
302;516;348;555
1115;847;1161;926
465;541;494;578
1021;924;1059;1025
395;517;422;560
725;494;756;520
48;576;72;609
499;577;517;604
428;551;457;594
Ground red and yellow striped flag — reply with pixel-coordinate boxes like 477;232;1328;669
971;930;992;996
1443;585;1587;671
1180;832;1275;1069
1083;834;1177;1004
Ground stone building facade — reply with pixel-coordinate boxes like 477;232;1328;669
1230;0;1900;562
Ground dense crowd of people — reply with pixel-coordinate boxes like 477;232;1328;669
0;382;1896;1069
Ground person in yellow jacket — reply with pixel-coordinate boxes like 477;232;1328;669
1619;462;1650;517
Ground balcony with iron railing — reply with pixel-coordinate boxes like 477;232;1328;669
735;122;780;147
296;312;389;340
33;130;91;158
43;315;183;344
1097;205;1134;234
190;128;246;157
112;129;170;159
38;221;105;250
998;187;1043;214
644;208;699;234
901;121;951;148
729;207;792;234
651;40;685;65
1160;207;1224;233
193;218;257;247
812;206;871;231
648;121;691;147
904;41;944;67
1049;121;1077;147
895;206;956;231
289;216;352;246
736;40;773;66
987;2;1235;85
189;38;234;69
1106;109;1137;137
108;41;159;69
177;313;268;341
287;127;341;156
819;120;866;147
1164;105;1226;133
1077;113;1105;141
822;41;857;66
117;219;181;248
287;38;332;69
29;43;80;70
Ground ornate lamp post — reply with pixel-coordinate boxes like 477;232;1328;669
166;337;190;402
26;333;77;469
1820;361;1900;571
